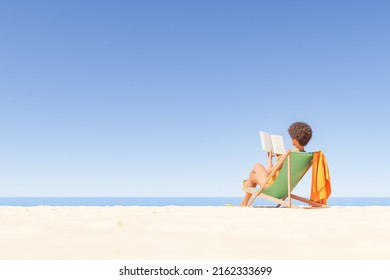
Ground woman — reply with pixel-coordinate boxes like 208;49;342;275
239;122;313;207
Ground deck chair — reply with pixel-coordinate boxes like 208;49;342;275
244;150;328;208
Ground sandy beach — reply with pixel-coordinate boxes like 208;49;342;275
0;206;389;260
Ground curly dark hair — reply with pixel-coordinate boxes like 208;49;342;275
288;122;312;146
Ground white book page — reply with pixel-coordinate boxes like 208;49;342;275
259;131;272;152
270;134;285;154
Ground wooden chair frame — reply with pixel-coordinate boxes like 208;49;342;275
246;150;328;208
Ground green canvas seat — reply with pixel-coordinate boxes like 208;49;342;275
244;151;327;208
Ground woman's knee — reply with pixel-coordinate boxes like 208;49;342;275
252;163;261;171
253;163;266;172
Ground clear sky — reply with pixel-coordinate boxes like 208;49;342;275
1;0;389;197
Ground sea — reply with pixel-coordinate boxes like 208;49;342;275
0;197;390;207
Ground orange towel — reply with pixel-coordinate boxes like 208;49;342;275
311;151;332;205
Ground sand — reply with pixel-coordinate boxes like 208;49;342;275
0;206;389;259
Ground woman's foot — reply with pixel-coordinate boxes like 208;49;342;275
239;180;255;206
239;201;248;207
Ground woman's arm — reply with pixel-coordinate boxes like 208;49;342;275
267;151;273;171
267;150;291;174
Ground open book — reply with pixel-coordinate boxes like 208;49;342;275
259;131;286;155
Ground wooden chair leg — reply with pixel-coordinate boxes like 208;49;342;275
290;194;329;208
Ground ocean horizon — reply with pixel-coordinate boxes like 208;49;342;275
1;197;390;207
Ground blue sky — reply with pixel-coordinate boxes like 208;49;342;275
1;0;389;198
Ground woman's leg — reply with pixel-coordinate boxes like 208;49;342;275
251;163;269;186
239;163;270;206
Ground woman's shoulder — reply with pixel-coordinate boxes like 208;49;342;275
291;148;306;152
